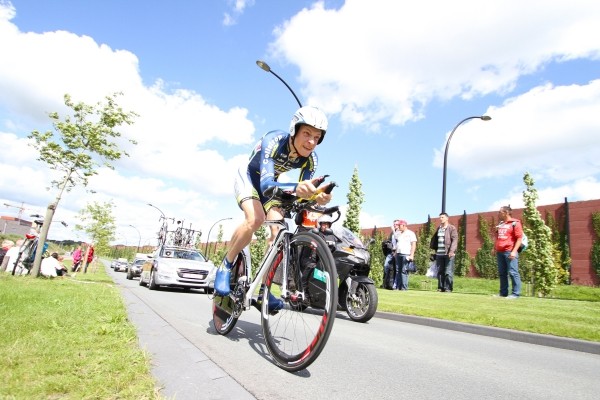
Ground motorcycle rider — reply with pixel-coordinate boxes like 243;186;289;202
298;214;337;304
214;106;333;313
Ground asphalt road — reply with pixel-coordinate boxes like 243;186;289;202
108;265;600;400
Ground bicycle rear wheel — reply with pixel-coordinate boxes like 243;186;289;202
212;252;247;335
261;231;337;372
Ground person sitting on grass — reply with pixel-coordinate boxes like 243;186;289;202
40;253;69;278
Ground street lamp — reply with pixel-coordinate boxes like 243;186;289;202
204;217;232;258
147;203;166;220
129;224;141;253
441;115;491;214
256;60;303;108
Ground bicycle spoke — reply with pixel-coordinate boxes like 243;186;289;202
261;231;337;372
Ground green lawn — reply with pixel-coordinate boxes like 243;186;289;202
1;263;598;399
0;265;160;400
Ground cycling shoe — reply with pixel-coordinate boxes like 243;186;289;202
214;260;232;296
267;292;284;314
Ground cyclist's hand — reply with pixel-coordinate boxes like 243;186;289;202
295;179;317;199
315;191;332;205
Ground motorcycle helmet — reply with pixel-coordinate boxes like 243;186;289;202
289;106;328;144
318;214;333;226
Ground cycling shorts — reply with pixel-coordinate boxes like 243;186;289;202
234;165;281;212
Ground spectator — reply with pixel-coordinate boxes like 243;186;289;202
55;254;69;277
3;239;25;274
495;206;523;299
431;212;458;292
41;252;65;278
83;244;94;273
381;220;398;289
0;239;15;271
71;245;82;272
392;220;417;290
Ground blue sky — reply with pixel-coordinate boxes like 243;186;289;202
1;0;599;246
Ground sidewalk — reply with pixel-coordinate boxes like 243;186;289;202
121;289;256;400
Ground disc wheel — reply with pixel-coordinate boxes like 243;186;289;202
261;231;337;372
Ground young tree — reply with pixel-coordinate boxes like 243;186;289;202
211;225;227;266
522;172;558;296
454;212;472;277
27;93;138;276
474;214;497;279
74;201;116;259
414;216;435;274
343;166;364;235
591;212;600;280
366;228;386;287
545;212;570;284
250;225;269;278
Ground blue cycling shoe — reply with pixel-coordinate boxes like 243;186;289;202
267;292;284;313
214;259;232;296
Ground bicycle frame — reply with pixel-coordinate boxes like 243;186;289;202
11;221;43;275
240;219;292;310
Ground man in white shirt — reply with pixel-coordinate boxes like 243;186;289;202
41;253;62;278
392;220;417;290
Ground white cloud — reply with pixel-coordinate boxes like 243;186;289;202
0;5;254;242
269;0;600;129
222;0;255;26
489;176;600;212
438;80;600;182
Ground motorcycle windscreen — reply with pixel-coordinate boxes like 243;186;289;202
332;226;365;248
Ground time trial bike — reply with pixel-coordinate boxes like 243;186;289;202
212;182;338;372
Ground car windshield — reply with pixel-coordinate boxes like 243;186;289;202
160;248;206;261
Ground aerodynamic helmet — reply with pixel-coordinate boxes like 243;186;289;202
289;106;328;144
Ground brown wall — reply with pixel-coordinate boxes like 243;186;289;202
362;199;600;286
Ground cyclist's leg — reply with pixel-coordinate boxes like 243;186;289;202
215;166;263;295
263;206;286;311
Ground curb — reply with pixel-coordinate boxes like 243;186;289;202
375;311;600;355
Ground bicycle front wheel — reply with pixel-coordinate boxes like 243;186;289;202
261;231;338;372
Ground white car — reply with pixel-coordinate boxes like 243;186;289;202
139;245;216;293
114;258;129;272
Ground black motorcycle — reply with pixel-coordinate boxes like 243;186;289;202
298;207;379;323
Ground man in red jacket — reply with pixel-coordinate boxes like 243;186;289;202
495;206;523;298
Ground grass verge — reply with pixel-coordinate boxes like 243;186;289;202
377;275;600;342
0;264;160;400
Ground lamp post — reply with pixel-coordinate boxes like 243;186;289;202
256;60;303;108
129;224;141;253
441;115;491;214
204;217;232;258
147;203;166;220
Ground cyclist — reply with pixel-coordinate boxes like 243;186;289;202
214;106;333;312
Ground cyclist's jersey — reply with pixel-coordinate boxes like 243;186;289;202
247;130;318;197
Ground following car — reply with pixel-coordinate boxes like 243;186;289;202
114;257;129;272
139;245;216;293
126;257;148;280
